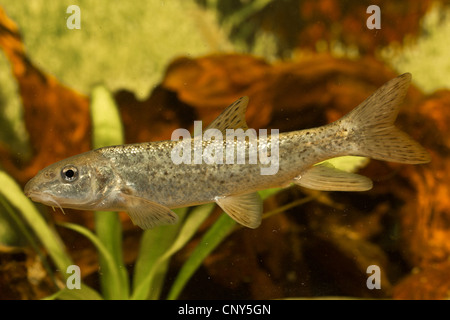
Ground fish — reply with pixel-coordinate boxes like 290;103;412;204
24;73;431;229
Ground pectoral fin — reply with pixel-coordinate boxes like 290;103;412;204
215;192;262;229
121;194;178;229
294;164;373;191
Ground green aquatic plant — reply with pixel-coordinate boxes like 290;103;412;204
0;170;103;299
89;85;128;299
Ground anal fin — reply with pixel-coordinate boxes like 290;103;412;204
294;163;373;191
215;192;262;229
121;194;178;229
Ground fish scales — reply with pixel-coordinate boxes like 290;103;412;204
25;73;431;229
97;123;347;208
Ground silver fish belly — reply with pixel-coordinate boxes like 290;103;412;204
24;73;431;229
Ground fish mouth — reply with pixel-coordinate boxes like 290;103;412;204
24;180;60;206
24;187;96;212
24;181;68;213
25;190;42;202
24;180;38;200
25;190;65;211
26;191;50;204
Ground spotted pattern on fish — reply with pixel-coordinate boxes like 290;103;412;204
24;73;430;229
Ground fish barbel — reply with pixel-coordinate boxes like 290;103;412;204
24;73;430;229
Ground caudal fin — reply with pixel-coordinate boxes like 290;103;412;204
341;73;431;164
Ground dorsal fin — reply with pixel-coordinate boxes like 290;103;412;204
205;96;249;134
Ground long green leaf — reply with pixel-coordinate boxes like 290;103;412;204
90;84;128;299
317;156;369;173
90;84;124;148
133;207;188;300
166;213;236;300
0;194;56;282
43;284;103;300
131;203;215;300
94;212;128;299
59;222;124;299
166;188;283;300
0;170;104;299
0;171;73;279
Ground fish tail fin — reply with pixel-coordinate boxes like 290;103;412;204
341;73;431;164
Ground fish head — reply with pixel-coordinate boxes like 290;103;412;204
24;151;116;210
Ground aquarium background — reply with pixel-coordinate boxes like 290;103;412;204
0;0;449;300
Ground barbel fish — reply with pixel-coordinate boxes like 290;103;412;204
24;73;430;229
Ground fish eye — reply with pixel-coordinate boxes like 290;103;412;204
61;165;78;182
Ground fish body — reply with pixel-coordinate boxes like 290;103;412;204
24;73;430;229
